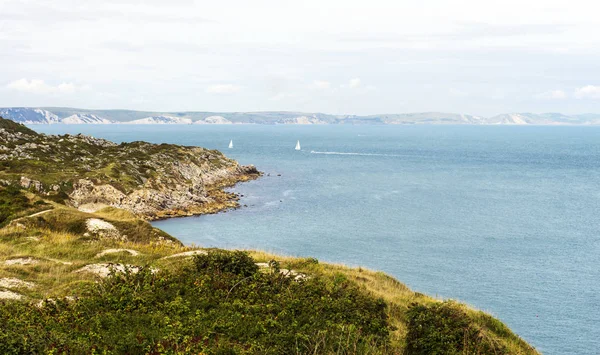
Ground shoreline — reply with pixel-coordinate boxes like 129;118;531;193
146;170;261;221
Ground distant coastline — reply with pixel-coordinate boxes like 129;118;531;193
2;107;600;125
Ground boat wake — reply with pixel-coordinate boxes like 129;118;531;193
310;150;403;157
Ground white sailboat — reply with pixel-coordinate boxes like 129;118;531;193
228;140;233;149
295;140;301;151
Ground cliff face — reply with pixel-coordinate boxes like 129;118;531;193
0;117;260;219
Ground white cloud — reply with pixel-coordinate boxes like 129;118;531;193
574;85;600;99
535;89;567;100
312;80;331;90
449;88;469;97
6;78;87;94
349;78;361;89
2;1;600;114
269;93;296;101
205;84;241;94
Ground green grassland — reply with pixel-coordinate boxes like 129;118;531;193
0;192;539;354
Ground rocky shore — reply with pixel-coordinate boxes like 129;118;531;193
0;117;261;220
68;164;260;220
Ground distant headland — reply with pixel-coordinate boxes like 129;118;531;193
2;107;600;125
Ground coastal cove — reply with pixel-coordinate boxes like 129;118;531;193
32;124;600;355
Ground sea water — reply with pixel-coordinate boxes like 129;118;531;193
34;124;600;354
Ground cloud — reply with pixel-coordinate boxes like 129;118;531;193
574;85;600;99
339;78;374;92
205;84;241;94
312;80;331;90
449;88;469;97
6;78;88;94
349;78;361;89
535;89;567;100
452;22;572;39
337;23;572;47
269;93;296;101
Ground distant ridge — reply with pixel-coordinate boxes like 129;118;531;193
1;107;600;125
127;115;192;124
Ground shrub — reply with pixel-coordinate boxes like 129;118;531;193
0;185;47;227
405;301;508;355
194;249;259;277
0;251;391;354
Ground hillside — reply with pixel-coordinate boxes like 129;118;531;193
0;117;259;220
0;119;539;354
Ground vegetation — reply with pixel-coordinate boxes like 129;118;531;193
0;198;539;354
404;301;523;354
0;118;37;135
0;116;255;198
0;185;49;227
0;116;260;220
0;250;392;354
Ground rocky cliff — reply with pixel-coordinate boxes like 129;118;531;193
0;117;260;219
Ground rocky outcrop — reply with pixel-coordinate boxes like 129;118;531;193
69;164;259;219
0;116;261;219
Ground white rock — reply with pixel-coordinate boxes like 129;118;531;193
5;257;39;266
95;249;140;258
0;277;35;289
85;218;124;240
75;263;142;278
126;116;192;124
0;290;23;300
163;250;207;259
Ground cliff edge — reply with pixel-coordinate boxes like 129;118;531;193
0;117;260;220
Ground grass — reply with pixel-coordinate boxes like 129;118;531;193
0;250;394;354
0;186;51;227
0;118;37;135
0;117;250;196
14;205;180;245
247;251;538;354
0;208;540;354
0;116;261;222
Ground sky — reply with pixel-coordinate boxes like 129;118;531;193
0;0;599;116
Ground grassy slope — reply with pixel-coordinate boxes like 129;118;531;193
0;116;245;196
250;251;537;354
0;186;51;227
0;118;38;135
0;198;539;353
0;116;260;222
0;137;234;194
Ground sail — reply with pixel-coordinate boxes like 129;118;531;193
295;140;301;150
229;140;233;148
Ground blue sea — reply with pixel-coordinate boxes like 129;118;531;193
34;124;600;355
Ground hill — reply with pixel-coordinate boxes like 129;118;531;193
3;106;600;125
0;117;259;220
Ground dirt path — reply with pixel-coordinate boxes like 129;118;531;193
10;209;53;224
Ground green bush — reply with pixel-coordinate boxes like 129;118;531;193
0;117;37;135
405;301;508;355
0;252;391;354
194;249;259;277
0;185;47;227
